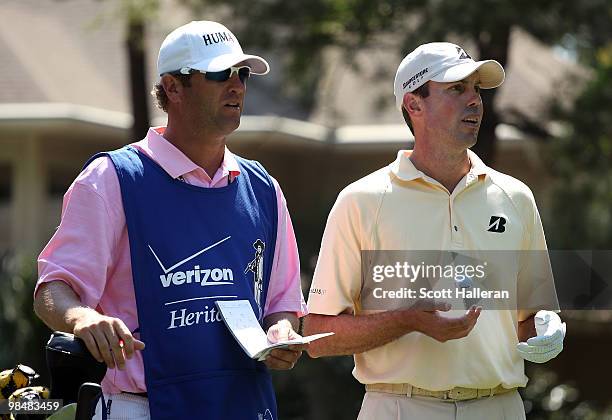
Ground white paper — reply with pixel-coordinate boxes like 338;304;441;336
216;300;334;361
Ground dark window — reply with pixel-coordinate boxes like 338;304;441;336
0;163;11;203
48;166;78;197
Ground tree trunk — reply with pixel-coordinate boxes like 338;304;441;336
473;26;511;165
127;19;150;141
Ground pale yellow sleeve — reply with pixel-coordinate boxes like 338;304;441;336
517;195;559;321
307;189;363;315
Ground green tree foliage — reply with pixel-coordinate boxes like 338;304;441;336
547;48;612;249
206;0;609;164
522;366;612;419
0;254;50;384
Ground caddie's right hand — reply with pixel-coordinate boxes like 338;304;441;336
408;302;482;343
264;319;307;370
72;311;145;370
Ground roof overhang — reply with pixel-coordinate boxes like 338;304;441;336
0;103;534;150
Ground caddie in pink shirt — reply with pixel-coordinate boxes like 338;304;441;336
34;20;307;420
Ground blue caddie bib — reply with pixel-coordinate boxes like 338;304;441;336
86;146;278;420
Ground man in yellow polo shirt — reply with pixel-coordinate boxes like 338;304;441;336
304;42;565;419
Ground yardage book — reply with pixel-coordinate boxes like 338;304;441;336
216;300;333;361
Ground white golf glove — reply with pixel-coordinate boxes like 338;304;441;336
516;310;566;363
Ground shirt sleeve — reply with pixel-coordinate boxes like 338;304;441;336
517;193;559;321
262;177;308;317
35;157;124;309
307;188;363;315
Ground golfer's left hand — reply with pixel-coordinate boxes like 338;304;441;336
264;319;307;370
517;310;566;363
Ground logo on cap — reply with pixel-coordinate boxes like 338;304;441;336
456;47;471;60
402;67;429;90
202;31;236;46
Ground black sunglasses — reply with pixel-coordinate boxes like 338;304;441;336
170;66;251;84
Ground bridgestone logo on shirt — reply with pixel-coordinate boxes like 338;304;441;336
159;265;234;287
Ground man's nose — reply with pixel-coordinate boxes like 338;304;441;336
228;73;246;93
467;88;482;109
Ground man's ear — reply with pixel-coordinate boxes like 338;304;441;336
160;74;183;105
403;92;422;117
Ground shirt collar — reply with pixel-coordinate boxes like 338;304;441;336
389;150;421;181
143;127;241;180
390;149;490;182
467;149;489;176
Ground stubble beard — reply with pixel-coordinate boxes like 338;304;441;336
456;124;479;149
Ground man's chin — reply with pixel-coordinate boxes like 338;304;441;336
220;117;241;136
456;134;478;149
460;129;479;148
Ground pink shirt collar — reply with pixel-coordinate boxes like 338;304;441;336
138;127;241;182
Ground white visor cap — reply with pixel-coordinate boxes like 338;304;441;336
157;21;269;77
393;42;504;110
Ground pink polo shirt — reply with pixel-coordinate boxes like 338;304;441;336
36;127;307;394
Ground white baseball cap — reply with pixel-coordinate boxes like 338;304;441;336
393;42;505;110
157;21;270;77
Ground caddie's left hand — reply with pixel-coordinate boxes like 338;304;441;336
516;310;566;363
264;319;307;370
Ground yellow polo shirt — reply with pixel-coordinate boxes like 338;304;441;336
307;149;558;390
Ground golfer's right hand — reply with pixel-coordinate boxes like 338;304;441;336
72;311;145;370
409;304;481;343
